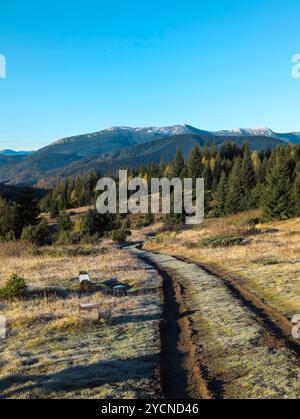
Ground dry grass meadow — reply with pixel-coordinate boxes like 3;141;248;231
0;242;162;399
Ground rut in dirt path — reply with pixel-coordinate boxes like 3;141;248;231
159;262;191;399
128;245;300;399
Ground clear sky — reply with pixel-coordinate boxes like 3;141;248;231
0;0;300;150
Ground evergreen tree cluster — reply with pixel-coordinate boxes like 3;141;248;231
133;142;300;221
40;171;100;217
0;188;39;241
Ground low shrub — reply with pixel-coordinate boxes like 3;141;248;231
199;234;246;248
137;213;154;229
55;230;82;245
21;221;54;246
234;216;261;227
163;213;185;232
0;274;27;301
111;229;131;243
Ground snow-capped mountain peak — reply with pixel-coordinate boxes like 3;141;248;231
213;126;278;138
137;125;194;135
102;125;193;135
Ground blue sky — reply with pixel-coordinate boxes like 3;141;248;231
0;0;300;150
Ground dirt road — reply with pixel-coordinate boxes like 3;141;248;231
128;245;300;399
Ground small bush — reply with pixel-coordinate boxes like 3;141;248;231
56;230;82;245
56;212;73;233
0;274;27;301
21;221;54;246
111;229;131;243
137;213;154;229
199;234;245;248
82;210;116;237
163;213;185;232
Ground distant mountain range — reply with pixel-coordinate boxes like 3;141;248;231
0;125;299;186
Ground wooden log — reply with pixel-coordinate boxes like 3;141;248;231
79;303;100;321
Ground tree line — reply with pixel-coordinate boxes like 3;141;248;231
0;188;39;241
135;142;300;221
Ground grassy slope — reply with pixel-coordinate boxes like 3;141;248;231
144;212;300;320
0;243;162;399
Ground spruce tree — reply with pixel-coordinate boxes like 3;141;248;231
214;172;228;217
225;157;244;214
171;149;185;178
0;198;17;240
251;157;267;209
240;143;256;209
15;188;39;238
211;153;222;192
201;163;212;191
187;146;202;182
262;148;294;220
57;212;73;233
